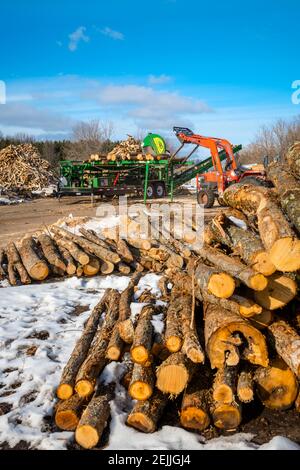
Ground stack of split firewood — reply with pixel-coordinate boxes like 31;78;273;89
0;144;55;191
106;136;156;162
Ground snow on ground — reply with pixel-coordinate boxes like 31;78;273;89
0;273;299;450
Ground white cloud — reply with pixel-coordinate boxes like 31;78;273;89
100;27;124;41
68;26;90;52
148;74;172;85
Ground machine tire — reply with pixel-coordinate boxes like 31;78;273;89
146;184;155;199
154;182;166;198
240;176;271;188
197;189;215;208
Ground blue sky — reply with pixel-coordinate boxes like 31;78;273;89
0;0;299;147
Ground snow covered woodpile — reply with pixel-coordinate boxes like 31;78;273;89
0;144;56;191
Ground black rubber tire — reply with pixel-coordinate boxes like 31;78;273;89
240;176;271;188
154;182;166;198
146;184;155;199
197;189;215;208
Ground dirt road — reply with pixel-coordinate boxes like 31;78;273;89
0;195;221;247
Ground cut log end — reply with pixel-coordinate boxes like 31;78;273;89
156;364;189;395
55;410;79;431
213;384;234;404
75;380;94;398
56;384;73;400
106;346;122;361
251;251;276;276
31;261;49;281
165;336;182;353
131;346;149;364
127;412;155;433
75;425;99;449
239;302;262;318
269;237;300;272
212;403;242;430
208;273;235;299
254;273;297;310
249;273;268;291
180;407;210;431
129;381;153;401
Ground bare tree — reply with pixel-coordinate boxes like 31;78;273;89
100;121;114;141
73;120;102;142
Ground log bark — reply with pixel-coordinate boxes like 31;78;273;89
158;276;170;300
57;289;111;400
213;366;237;404
54;236;89;266
267;161;300;234
208;213;276;276
37;234;67;272
255;357;298;410
75;290;120;397
55;394;87;431
222;184;300;272
268;320;300;378
131;305;154;364
101;260;115;274
117;262;131;275
156;352;195;395
128;238;152;251
204;302;269;369
51;226;120;264
286;141;300;179
126;390;168;433
75;395;110;449
180;371;211;431
192;262;235;299
164;295;183;353
249;309;274;330
180;293;205;363
254;273;297;310
17;237;49;281
211;400;242;430
128;363;155;400
106;326;124;361
83;257;100;276
0;248;6;280
237;369;254;403
57;245;76;275
6;242;31;285
195;245;268;291
118;273;143;343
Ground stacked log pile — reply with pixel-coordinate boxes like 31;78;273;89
0;144;55;191
106;136;157;161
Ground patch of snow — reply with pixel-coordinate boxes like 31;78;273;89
228;216;248;230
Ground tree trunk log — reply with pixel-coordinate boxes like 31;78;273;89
128;363;155;400
254;273;297;310
101;260;115;274
180;293;205;363
255;357;298;410
267;162;300;234
37;234;67;272
17;237;49;281
268;320;300;378
6;242;31;285
208;213;276;276
57;289;112;400
213;366;237;404
75;395;110;449
57;244;77;275
54;236;89;266
131;305;154;364
165;295;183;353
106;327;124;361
286;141;300;179
222;184;300;272
55;394;87;431
126;390;168;433
211;400;242;430
195;245;268;291
156;352;194;395
75;290;120;397
237;369;254;403
204;302;269;369
196;288;263;318
180;370;211;431
83;257;100;276
117;262;131;275
118;273;143;343
0;248;6;280
192;262;235;299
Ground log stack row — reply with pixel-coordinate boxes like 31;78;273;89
106;135;157;162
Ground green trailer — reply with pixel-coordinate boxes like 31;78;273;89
58;144;242;202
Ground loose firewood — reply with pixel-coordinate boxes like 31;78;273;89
128;363;155;400
106;327;124;361
204;302;269;368
57;289;111;400
254;273;297;310
164;295;183;353
286;141;300;179
0;248;6;280
213;366;237;404
75;395;110;449
208;213;276;276
17;237;49;281
211;400;242;430
76;290;120;397
131;305;154;364
267;161;300;234
195;245;268;291
180;293;205;363
255;357;298;410
237;369;254;403
117;262;131;275
156;352;195;395
55;394;87;431
195;289;263;318
37;234;67;272
192;262;235;299
57;245;76;275
127;390;168;433
51;226;120;264
83;257;100;276
6;242;31;284
180;371;211;431
268;320;300;378
222;184;300;272
54;236;89;266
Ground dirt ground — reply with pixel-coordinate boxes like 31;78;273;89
0;194;221;248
